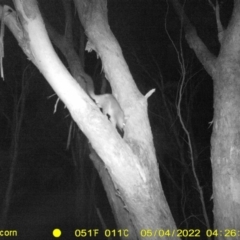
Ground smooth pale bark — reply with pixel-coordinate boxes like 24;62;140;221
73;1;179;238
3;0;178;239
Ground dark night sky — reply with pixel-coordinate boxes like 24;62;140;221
0;0;235;238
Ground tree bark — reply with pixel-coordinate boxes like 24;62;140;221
170;0;240;232
3;0;178;238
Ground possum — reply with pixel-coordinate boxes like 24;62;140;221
82;73;125;131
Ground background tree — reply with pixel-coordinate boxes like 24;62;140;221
170;0;240;233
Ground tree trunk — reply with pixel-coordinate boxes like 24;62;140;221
171;0;240;232
211;56;240;230
2;0;178;239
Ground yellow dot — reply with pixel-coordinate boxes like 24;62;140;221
52;228;61;238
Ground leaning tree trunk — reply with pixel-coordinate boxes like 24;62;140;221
1;0;178;239
73;1;178;238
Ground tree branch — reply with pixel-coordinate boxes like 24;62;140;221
45;21;86;91
220;1;240;59
61;0;73;43
169;0;217;78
